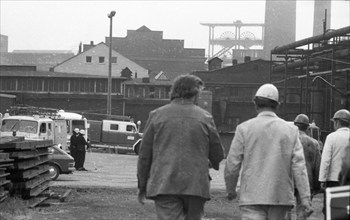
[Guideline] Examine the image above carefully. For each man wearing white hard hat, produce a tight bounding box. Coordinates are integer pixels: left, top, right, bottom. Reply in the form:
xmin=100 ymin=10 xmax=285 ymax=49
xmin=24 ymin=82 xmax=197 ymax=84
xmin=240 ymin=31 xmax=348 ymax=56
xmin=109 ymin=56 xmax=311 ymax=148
xmin=224 ymin=83 xmax=313 ymax=219
xmin=319 ymin=109 xmax=350 ymax=215
xmin=75 ymin=129 xmax=88 ymax=171
xmin=70 ymin=128 xmax=80 ymax=170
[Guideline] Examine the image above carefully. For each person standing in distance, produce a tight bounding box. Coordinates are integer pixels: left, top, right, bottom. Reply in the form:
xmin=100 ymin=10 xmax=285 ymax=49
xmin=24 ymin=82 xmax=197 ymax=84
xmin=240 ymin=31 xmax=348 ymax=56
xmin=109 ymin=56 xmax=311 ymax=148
xmin=293 ymin=114 xmax=321 ymax=220
xmin=76 ymin=129 xmax=88 ymax=171
xmin=70 ymin=128 xmax=80 ymax=170
xmin=224 ymin=83 xmax=313 ymax=220
xmin=319 ymin=109 xmax=350 ymax=214
xmin=137 ymin=74 xmax=225 ymax=220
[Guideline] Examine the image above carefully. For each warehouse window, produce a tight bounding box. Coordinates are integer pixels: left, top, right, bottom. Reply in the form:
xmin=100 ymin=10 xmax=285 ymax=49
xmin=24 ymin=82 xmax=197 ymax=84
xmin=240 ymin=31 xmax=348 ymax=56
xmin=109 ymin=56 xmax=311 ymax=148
xmin=99 ymin=56 xmax=105 ymax=63
xmin=86 ymin=56 xmax=92 ymax=63
xmin=111 ymin=57 xmax=117 ymax=63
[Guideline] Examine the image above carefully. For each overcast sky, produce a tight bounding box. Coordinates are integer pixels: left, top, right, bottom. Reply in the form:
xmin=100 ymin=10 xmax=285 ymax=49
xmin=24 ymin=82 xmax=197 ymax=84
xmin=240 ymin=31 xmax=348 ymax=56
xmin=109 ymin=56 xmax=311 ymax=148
xmin=1 ymin=0 xmax=349 ymax=55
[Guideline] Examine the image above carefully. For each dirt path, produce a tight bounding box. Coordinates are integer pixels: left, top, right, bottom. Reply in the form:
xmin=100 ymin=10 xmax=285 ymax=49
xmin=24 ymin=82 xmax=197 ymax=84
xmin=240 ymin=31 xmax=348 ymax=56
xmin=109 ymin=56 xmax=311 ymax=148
xmin=53 ymin=151 xmax=226 ymax=190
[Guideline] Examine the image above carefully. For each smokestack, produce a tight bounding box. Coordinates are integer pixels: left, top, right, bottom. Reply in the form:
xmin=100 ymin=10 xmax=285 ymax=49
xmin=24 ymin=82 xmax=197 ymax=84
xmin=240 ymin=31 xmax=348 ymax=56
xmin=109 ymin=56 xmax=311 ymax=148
xmin=313 ymin=0 xmax=331 ymax=36
xmin=263 ymin=0 xmax=296 ymax=59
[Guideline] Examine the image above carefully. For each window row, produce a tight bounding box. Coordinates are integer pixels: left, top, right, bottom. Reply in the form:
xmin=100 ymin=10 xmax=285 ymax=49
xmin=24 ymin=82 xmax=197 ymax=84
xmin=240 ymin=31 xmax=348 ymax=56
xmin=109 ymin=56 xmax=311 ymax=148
xmin=124 ymin=86 xmax=171 ymax=99
xmin=86 ymin=56 xmax=117 ymax=64
xmin=0 ymin=78 xmax=122 ymax=94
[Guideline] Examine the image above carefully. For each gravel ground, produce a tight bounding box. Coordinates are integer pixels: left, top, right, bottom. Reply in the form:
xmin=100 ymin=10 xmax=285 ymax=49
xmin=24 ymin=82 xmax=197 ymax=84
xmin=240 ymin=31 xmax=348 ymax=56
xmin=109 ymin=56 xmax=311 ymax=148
xmin=0 ymin=151 xmax=324 ymax=220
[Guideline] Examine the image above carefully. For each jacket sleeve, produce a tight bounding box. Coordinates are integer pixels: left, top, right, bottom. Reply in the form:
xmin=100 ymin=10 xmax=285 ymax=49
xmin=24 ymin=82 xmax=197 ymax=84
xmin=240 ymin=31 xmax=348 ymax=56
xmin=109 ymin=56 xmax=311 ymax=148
xmin=224 ymin=126 xmax=244 ymax=195
xmin=207 ymin=117 xmax=225 ymax=170
xmin=137 ymin=111 xmax=155 ymax=192
xmin=292 ymin=133 xmax=311 ymax=200
xmin=312 ymin=140 xmax=321 ymax=192
xmin=319 ymin=136 xmax=332 ymax=182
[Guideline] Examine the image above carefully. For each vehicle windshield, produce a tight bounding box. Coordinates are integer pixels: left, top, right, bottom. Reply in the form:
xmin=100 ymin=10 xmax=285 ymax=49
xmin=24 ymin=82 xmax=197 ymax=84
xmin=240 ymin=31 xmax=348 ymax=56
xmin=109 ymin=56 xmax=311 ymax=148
xmin=0 ymin=119 xmax=38 ymax=134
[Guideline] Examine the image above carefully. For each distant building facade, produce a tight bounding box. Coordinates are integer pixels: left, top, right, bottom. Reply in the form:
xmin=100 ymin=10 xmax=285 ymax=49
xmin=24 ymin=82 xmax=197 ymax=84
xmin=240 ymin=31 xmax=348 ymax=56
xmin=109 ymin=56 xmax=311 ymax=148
xmin=98 ymin=26 xmax=206 ymax=75
xmin=53 ymin=42 xmax=149 ymax=79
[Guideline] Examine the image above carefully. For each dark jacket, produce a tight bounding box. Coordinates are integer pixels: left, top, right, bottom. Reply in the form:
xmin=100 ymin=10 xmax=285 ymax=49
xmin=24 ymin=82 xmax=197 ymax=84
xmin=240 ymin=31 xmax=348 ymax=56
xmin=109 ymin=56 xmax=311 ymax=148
xmin=70 ymin=132 xmax=79 ymax=149
xmin=76 ymin=134 xmax=88 ymax=151
xmin=137 ymin=98 xmax=225 ymax=200
xmin=299 ymin=130 xmax=321 ymax=193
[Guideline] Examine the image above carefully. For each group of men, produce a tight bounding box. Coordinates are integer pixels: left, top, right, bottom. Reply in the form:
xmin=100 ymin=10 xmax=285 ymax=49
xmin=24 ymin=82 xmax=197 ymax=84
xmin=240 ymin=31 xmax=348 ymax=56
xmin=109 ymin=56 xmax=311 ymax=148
xmin=137 ymin=74 xmax=350 ymax=220
xmin=70 ymin=128 xmax=88 ymax=171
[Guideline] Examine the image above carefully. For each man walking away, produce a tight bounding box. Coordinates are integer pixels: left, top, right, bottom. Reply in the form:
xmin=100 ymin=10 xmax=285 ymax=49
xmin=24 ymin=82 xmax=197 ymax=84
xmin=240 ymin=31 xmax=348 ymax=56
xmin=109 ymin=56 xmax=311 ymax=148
xmin=224 ymin=83 xmax=313 ymax=220
xmin=137 ymin=74 xmax=225 ymax=220
xmin=293 ymin=114 xmax=321 ymax=220
xmin=319 ymin=109 xmax=350 ymax=214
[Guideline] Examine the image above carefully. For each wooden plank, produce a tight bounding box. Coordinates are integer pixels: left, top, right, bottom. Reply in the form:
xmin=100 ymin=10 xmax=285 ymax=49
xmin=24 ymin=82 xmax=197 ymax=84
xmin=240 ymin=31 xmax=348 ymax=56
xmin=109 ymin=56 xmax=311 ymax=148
xmin=0 ymin=158 xmax=14 ymax=164
xmin=0 ymin=163 xmax=13 ymax=168
xmin=0 ymin=179 xmax=10 ymax=187
xmin=0 ymin=191 xmax=9 ymax=203
xmin=0 ymin=137 xmax=25 ymax=145
xmin=28 ymin=180 xmax=51 ymax=197
xmin=59 ymin=189 xmax=72 ymax=202
xmin=12 ymin=155 xmax=49 ymax=170
xmin=0 ymin=172 xmax=10 ymax=178
xmin=9 ymin=164 xmax=50 ymax=179
xmin=28 ymin=196 xmax=49 ymax=208
xmin=0 ymin=153 xmax=10 ymax=160
xmin=13 ymin=172 xmax=51 ymax=189
xmin=0 ymin=139 xmax=52 ymax=150
xmin=9 ymin=148 xmax=49 ymax=159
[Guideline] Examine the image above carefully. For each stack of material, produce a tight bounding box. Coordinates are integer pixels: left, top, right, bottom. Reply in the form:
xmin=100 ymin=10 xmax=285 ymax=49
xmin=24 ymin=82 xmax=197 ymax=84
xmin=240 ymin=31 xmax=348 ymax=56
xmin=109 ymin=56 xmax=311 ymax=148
xmin=0 ymin=137 xmax=18 ymax=203
xmin=0 ymin=137 xmax=52 ymax=199
xmin=0 ymin=151 xmax=13 ymax=202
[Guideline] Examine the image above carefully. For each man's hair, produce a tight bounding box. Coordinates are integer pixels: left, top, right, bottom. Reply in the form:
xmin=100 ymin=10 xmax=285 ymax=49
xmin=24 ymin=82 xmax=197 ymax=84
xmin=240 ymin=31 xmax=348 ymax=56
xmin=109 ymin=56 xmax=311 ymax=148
xmin=170 ymin=74 xmax=203 ymax=100
xmin=253 ymin=96 xmax=279 ymax=110
xmin=294 ymin=123 xmax=309 ymax=132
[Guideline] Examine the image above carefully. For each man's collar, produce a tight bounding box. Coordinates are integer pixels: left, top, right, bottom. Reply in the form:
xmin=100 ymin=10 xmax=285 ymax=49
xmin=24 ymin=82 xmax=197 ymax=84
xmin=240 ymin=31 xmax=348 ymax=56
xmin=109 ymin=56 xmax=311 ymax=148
xmin=337 ymin=127 xmax=350 ymax=131
xmin=257 ymin=111 xmax=277 ymax=117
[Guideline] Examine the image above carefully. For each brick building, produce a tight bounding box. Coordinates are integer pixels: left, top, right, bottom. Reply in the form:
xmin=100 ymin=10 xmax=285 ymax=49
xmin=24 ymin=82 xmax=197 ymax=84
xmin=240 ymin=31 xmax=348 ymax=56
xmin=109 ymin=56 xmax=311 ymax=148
xmin=94 ymin=26 xmax=206 ymax=75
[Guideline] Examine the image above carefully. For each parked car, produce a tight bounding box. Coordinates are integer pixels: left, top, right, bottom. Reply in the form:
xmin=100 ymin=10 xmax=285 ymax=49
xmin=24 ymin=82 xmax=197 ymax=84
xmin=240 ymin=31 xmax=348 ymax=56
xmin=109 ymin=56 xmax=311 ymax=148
xmin=48 ymin=145 xmax=75 ymax=180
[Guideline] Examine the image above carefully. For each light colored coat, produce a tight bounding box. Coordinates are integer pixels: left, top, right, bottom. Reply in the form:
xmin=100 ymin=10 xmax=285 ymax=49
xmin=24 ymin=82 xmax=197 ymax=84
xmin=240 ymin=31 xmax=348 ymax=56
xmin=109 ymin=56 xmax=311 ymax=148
xmin=137 ymin=98 xmax=225 ymax=200
xmin=319 ymin=127 xmax=350 ymax=182
xmin=224 ymin=111 xmax=310 ymax=206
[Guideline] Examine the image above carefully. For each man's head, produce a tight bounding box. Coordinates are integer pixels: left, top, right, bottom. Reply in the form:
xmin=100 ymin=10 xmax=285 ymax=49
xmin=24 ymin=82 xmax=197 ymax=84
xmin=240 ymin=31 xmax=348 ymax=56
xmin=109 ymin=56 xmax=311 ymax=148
xmin=79 ymin=129 xmax=85 ymax=135
xmin=74 ymin=128 xmax=80 ymax=133
xmin=253 ymin=83 xmax=279 ymax=111
xmin=294 ymin=114 xmax=310 ymax=131
xmin=170 ymin=74 xmax=204 ymax=101
xmin=332 ymin=109 xmax=350 ymax=130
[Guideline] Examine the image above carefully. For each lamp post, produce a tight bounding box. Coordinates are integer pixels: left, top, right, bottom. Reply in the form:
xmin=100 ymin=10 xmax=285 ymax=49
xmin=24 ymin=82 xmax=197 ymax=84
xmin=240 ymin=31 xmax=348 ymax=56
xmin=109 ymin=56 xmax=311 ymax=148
xmin=107 ymin=10 xmax=116 ymax=118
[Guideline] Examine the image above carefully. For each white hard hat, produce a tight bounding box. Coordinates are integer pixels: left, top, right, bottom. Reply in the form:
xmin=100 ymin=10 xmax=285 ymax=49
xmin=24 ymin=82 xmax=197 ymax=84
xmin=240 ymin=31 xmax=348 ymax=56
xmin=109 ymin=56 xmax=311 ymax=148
xmin=74 ymin=128 xmax=80 ymax=133
xmin=255 ymin=83 xmax=279 ymax=103
xmin=79 ymin=129 xmax=85 ymax=135
xmin=332 ymin=109 xmax=350 ymax=122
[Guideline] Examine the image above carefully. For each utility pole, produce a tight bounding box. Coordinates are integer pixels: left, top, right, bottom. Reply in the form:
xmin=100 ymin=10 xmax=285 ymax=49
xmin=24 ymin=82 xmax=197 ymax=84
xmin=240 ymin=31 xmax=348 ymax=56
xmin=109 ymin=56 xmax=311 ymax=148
xmin=107 ymin=11 xmax=116 ymax=118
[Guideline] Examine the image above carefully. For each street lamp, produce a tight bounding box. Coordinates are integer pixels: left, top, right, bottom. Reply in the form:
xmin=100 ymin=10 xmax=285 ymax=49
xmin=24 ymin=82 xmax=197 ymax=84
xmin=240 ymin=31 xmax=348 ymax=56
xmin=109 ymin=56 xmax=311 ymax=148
xmin=107 ymin=10 xmax=116 ymax=118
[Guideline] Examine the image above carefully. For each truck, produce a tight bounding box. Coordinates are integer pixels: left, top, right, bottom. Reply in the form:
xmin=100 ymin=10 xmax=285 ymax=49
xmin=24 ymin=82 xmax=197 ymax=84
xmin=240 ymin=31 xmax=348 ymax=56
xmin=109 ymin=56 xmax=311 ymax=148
xmin=56 ymin=109 xmax=89 ymax=148
xmin=88 ymin=119 xmax=142 ymax=155
xmin=0 ymin=113 xmax=75 ymax=180
xmin=5 ymin=106 xmax=89 ymax=152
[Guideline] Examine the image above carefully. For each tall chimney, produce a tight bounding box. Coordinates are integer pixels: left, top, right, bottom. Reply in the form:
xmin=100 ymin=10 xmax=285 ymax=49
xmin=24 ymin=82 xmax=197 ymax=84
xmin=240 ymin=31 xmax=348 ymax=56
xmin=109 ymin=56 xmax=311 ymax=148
xmin=263 ymin=0 xmax=296 ymax=59
xmin=313 ymin=0 xmax=331 ymax=36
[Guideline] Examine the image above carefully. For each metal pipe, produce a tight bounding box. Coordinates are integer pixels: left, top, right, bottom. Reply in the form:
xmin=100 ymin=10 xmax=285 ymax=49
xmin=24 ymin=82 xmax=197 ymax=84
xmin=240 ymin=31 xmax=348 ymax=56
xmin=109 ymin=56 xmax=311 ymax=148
xmin=271 ymin=26 xmax=350 ymax=54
